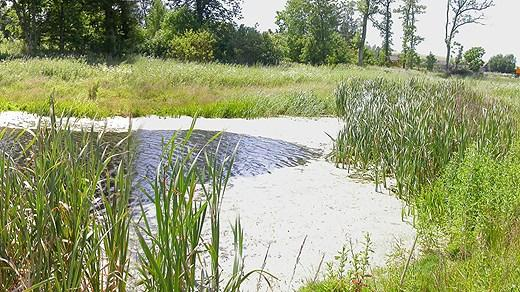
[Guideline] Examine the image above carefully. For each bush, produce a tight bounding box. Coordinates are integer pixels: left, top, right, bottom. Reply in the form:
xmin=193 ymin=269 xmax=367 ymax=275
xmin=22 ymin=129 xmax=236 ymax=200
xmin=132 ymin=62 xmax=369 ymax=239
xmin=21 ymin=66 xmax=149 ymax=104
xmin=169 ymin=30 xmax=216 ymax=62
xmin=424 ymin=52 xmax=436 ymax=71
xmin=488 ymin=54 xmax=517 ymax=74
xmin=141 ymin=29 xmax=171 ymax=57
xmin=0 ymin=39 xmax=25 ymax=59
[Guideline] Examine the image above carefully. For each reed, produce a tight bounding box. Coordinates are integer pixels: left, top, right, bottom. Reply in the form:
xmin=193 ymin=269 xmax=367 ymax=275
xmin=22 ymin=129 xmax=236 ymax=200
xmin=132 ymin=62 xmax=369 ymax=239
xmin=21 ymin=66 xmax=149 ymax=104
xmin=0 ymin=104 xmax=265 ymax=290
xmin=333 ymin=77 xmax=516 ymax=202
xmin=136 ymin=122 xmax=270 ymax=291
xmin=0 ymin=118 xmax=133 ymax=291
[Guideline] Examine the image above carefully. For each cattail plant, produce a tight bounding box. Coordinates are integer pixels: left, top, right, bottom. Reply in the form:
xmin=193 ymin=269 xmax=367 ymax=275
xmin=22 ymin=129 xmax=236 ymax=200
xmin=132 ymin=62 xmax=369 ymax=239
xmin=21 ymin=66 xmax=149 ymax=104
xmin=0 ymin=109 xmax=133 ymax=291
xmin=333 ymin=77 xmax=516 ymax=203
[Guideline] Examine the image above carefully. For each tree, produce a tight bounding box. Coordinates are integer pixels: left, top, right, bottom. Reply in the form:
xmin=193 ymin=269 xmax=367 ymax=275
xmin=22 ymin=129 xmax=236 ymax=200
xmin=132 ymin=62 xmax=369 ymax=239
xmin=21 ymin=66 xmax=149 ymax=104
xmin=166 ymin=0 xmax=242 ymax=25
xmin=136 ymin=0 xmax=154 ymax=24
xmin=444 ymin=0 xmax=494 ymax=72
xmin=452 ymin=42 xmax=463 ymax=70
xmin=276 ymin=0 xmax=346 ymax=65
xmin=230 ymin=25 xmax=280 ymax=65
xmin=6 ymin=0 xmax=48 ymax=55
xmin=0 ymin=1 xmax=18 ymax=40
xmin=275 ymin=0 xmax=309 ymax=62
xmin=44 ymin=0 xmax=89 ymax=53
xmin=356 ymin=0 xmax=379 ymax=66
xmin=371 ymin=0 xmax=394 ymax=65
xmin=397 ymin=0 xmax=425 ymax=69
xmin=425 ymin=52 xmax=437 ymax=71
xmin=464 ymin=46 xmax=485 ymax=73
xmin=146 ymin=0 xmax=167 ymax=38
xmin=488 ymin=54 xmax=516 ymax=74
xmin=338 ymin=0 xmax=358 ymax=44
xmin=302 ymin=0 xmax=340 ymax=64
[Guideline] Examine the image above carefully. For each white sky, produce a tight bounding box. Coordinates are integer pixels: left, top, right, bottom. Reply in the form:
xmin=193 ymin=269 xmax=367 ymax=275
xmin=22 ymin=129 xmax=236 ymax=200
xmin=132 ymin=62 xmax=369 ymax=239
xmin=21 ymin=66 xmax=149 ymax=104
xmin=240 ymin=0 xmax=519 ymax=60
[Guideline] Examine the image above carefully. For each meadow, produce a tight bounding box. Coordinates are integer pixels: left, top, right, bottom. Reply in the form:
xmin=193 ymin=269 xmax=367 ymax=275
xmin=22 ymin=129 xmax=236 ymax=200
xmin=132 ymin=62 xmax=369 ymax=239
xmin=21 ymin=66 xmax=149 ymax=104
xmin=2 ymin=57 xmax=520 ymax=291
xmin=1 ymin=57 xmax=519 ymax=118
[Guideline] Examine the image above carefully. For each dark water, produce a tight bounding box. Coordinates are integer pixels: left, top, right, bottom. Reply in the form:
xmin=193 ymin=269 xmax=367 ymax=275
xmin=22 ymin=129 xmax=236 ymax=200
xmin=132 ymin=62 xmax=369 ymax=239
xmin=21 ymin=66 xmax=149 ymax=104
xmin=0 ymin=128 xmax=320 ymax=200
xmin=135 ymin=130 xmax=320 ymax=179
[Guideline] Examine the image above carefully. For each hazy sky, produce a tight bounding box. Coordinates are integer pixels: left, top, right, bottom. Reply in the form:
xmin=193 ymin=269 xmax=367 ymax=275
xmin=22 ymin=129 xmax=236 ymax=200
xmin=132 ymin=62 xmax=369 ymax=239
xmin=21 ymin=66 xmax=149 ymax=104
xmin=240 ymin=0 xmax=519 ymax=60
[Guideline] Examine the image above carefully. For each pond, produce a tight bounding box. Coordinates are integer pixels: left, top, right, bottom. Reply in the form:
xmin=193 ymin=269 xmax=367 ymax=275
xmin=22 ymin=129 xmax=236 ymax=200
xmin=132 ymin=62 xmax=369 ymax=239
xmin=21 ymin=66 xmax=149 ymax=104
xmin=0 ymin=127 xmax=321 ymax=201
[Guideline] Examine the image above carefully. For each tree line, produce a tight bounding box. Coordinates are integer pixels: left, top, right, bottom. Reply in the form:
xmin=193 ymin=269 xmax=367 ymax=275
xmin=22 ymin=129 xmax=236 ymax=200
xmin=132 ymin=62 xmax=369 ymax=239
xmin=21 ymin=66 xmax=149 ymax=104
xmin=0 ymin=0 xmax=516 ymax=73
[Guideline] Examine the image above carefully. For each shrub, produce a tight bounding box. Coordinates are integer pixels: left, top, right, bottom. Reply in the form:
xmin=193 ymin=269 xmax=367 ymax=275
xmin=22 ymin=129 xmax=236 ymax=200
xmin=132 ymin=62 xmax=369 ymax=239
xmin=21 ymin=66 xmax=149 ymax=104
xmin=141 ymin=29 xmax=171 ymax=57
xmin=424 ymin=52 xmax=436 ymax=71
xmin=0 ymin=39 xmax=24 ymax=59
xmin=169 ymin=30 xmax=216 ymax=62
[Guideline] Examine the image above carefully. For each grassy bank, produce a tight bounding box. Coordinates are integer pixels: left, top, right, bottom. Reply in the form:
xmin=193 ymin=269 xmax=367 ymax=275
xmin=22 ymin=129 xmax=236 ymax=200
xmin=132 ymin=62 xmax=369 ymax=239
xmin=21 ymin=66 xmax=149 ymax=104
xmin=304 ymin=77 xmax=520 ymax=291
xmin=1 ymin=57 xmax=519 ymax=118
xmin=373 ymin=144 xmax=520 ymax=291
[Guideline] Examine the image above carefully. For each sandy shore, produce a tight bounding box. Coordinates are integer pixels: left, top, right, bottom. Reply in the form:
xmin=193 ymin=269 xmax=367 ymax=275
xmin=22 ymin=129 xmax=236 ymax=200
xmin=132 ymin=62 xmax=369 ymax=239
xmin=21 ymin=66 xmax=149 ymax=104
xmin=0 ymin=112 xmax=339 ymax=150
xmin=0 ymin=112 xmax=416 ymax=291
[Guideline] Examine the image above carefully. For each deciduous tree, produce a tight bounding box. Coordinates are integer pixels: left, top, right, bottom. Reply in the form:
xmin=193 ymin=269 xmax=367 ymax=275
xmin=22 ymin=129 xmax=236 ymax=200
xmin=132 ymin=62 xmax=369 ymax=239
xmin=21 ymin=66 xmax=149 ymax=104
xmin=277 ymin=0 xmax=347 ymax=65
xmin=488 ymin=54 xmax=516 ymax=74
xmin=356 ymin=0 xmax=379 ymax=66
xmin=397 ymin=0 xmax=425 ymax=69
xmin=166 ymin=0 xmax=242 ymax=24
xmin=5 ymin=0 xmax=47 ymax=55
xmin=372 ymin=0 xmax=394 ymax=65
xmin=444 ymin=0 xmax=493 ymax=72
xmin=464 ymin=46 xmax=485 ymax=73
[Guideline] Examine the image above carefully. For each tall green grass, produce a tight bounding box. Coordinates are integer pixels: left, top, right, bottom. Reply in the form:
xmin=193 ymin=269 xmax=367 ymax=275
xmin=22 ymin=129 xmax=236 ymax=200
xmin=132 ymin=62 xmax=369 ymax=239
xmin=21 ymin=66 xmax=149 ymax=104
xmin=136 ymin=123 xmax=271 ymax=291
xmin=372 ymin=143 xmax=520 ymax=291
xmin=0 ymin=119 xmax=133 ymax=291
xmin=0 ymin=107 xmax=266 ymax=290
xmin=333 ymin=78 xmax=515 ymax=202
xmin=1 ymin=57 xmax=518 ymax=118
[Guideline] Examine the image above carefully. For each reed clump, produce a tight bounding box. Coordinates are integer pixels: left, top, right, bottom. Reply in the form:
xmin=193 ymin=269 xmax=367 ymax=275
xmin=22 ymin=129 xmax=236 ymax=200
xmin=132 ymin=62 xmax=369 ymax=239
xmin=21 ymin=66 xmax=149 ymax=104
xmin=136 ymin=125 xmax=271 ymax=291
xmin=0 ymin=110 xmax=265 ymax=290
xmin=333 ymin=77 xmax=516 ymax=202
xmin=0 ymin=121 xmax=133 ymax=291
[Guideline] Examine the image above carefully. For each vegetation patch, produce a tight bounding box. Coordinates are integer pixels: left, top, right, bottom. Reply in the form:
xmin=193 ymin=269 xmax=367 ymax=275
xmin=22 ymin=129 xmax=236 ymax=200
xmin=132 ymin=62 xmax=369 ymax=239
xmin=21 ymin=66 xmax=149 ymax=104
xmin=0 ymin=115 xmax=266 ymax=290
xmin=305 ymin=77 xmax=520 ymax=291
xmin=333 ymin=77 xmax=515 ymax=201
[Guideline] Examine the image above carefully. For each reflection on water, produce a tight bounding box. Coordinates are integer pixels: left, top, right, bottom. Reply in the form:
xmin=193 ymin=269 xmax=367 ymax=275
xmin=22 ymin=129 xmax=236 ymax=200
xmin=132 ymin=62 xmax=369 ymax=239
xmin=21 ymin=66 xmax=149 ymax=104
xmin=0 ymin=128 xmax=320 ymax=201
xmin=135 ymin=130 xmax=320 ymax=178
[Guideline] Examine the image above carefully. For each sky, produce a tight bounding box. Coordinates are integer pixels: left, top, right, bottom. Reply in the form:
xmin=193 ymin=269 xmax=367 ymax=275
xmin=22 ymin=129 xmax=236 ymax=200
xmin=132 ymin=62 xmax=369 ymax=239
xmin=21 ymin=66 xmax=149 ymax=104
xmin=240 ymin=0 xmax=519 ymax=60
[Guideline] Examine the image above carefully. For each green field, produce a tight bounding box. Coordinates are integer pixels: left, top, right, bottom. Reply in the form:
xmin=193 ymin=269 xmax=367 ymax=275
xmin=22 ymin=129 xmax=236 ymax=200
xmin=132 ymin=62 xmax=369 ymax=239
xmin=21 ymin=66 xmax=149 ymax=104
xmin=1 ymin=57 xmax=519 ymax=118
